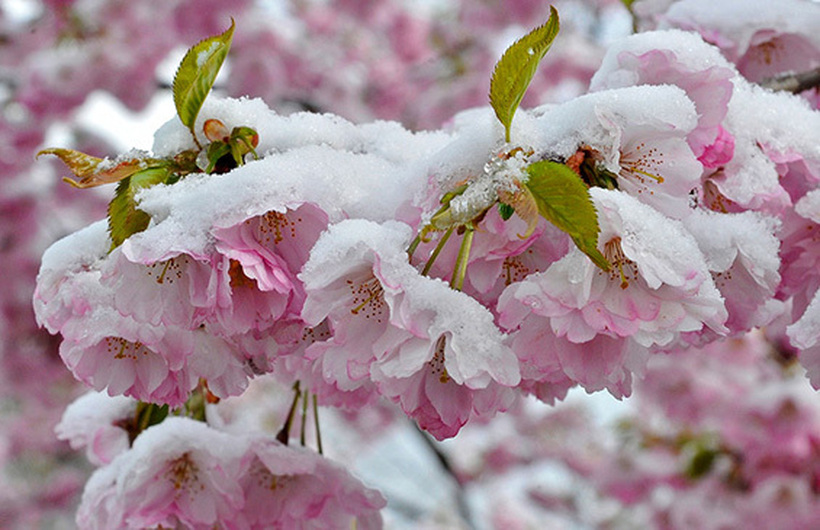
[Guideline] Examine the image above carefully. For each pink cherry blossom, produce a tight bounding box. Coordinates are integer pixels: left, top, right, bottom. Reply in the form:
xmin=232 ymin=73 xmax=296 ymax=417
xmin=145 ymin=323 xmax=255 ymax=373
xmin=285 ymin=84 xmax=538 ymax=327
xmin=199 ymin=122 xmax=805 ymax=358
xmin=660 ymin=0 xmax=820 ymax=83
xmin=101 ymin=247 xmax=217 ymax=330
xmin=76 ymin=417 xmax=248 ymax=529
xmin=789 ymin=288 xmax=820 ymax=388
xmin=590 ymin=29 xmax=737 ymax=168
xmin=498 ymin=188 xmax=728 ymax=396
xmin=682 ymin=209 xmax=781 ymax=335
xmin=301 ymin=219 xmax=520 ymax=438
xmin=583 ymin=332 xmax=820 ymax=529
xmin=237 ymin=438 xmax=385 ymax=529
xmin=538 ymin=85 xmax=704 ymax=219
xmin=209 ymin=202 xmax=329 ymax=336
xmin=413 ymin=201 xmax=570 ymax=310
xmin=707 ymin=82 xmax=820 ymax=217
xmin=55 ymin=391 xmax=135 ymax=467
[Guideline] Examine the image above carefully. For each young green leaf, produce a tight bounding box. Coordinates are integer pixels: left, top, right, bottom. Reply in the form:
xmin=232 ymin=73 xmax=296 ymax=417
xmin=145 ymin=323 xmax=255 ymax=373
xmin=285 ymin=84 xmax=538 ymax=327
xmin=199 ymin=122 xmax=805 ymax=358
xmin=489 ymin=6 xmax=559 ymax=142
xmin=37 ymin=148 xmax=155 ymax=189
xmin=108 ymin=166 xmax=171 ymax=249
xmin=525 ymin=160 xmax=609 ymax=270
xmin=173 ymin=19 xmax=235 ymax=136
xmin=204 ymin=140 xmax=232 ymax=173
xmin=498 ymin=202 xmax=515 ymax=220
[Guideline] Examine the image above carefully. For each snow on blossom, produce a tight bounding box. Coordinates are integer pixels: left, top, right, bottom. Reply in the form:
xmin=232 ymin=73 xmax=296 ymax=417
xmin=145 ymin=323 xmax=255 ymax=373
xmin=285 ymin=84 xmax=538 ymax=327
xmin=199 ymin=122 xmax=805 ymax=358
xmin=101 ymin=247 xmax=217 ymax=329
xmin=55 ymin=391 xmax=136 ymax=467
xmin=238 ymin=438 xmax=385 ymax=529
xmin=707 ymin=79 xmax=820 ymax=214
xmin=535 ymin=85 xmax=702 ymax=219
xmin=789 ymin=289 xmax=820 ymax=388
xmin=416 ymin=106 xmax=533 ymax=215
xmin=780 ymin=197 xmax=820 ymax=315
xmin=498 ymin=188 xmax=728 ymax=397
xmin=796 ymin=188 xmax=820 ymax=225
xmin=301 ymin=219 xmax=520 ymax=439
xmin=34 ymin=221 xmax=254 ymax=405
xmin=74 ymin=416 xmax=385 ymax=529
xmin=660 ymin=0 xmax=820 ymax=83
xmin=589 ymin=29 xmax=737 ymax=167
xmin=408 ymin=108 xmax=570 ymax=307
xmin=76 ymin=417 xmax=248 ymax=529
xmin=137 ymin=98 xmax=448 ymax=253
xmin=683 ymin=209 xmax=781 ymax=334
xmin=33 ymin=220 xmax=110 ymax=335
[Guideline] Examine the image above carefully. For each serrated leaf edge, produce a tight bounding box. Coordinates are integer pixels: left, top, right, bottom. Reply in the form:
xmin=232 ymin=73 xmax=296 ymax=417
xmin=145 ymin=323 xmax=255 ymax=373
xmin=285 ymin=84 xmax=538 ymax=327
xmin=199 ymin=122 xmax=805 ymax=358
xmin=525 ymin=160 xmax=610 ymax=271
xmin=172 ymin=18 xmax=236 ymax=134
xmin=489 ymin=6 xmax=559 ymax=142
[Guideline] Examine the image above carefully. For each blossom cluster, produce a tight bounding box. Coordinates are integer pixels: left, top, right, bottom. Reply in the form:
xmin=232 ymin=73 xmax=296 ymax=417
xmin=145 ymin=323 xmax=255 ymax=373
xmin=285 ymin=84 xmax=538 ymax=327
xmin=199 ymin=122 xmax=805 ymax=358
xmin=0 ymin=0 xmax=613 ymax=522
xmin=14 ymin=0 xmax=820 ymax=526
xmin=57 ymin=399 xmax=384 ymax=529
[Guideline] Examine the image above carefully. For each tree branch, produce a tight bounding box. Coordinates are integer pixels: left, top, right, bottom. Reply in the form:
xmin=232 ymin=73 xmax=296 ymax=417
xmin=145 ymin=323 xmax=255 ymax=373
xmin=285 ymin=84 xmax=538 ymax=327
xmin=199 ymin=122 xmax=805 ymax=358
xmin=759 ymin=67 xmax=820 ymax=94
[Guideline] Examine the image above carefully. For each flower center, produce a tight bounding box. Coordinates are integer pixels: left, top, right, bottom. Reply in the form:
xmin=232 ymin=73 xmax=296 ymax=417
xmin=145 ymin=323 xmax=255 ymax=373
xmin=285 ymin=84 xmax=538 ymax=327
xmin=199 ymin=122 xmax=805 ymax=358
xmin=145 ymin=255 xmax=189 ymax=285
xmin=620 ymin=142 xmax=665 ymax=194
xmin=603 ymin=237 xmax=638 ymax=289
xmin=346 ymin=276 xmax=386 ymax=323
xmin=502 ymin=249 xmax=539 ymax=286
xmin=703 ymin=178 xmax=739 ymax=213
xmin=428 ymin=336 xmax=451 ymax=384
xmin=228 ymin=259 xmax=257 ymax=289
xmin=106 ymin=337 xmax=149 ymax=360
xmin=165 ymin=452 xmax=200 ymax=491
xmin=254 ymin=210 xmax=301 ymax=245
xmin=249 ymin=458 xmax=295 ymax=492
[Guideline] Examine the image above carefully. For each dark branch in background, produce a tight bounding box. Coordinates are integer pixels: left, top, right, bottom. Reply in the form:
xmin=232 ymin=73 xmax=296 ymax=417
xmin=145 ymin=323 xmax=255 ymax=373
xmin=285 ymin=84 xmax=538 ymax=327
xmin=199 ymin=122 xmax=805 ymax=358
xmin=156 ymin=81 xmax=325 ymax=113
xmin=411 ymin=422 xmax=475 ymax=529
xmin=760 ymin=67 xmax=820 ymax=94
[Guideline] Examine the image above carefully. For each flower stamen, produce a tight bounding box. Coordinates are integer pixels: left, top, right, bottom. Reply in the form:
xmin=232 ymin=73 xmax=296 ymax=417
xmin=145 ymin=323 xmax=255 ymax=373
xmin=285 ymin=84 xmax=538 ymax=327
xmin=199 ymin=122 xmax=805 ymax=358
xmin=603 ymin=237 xmax=637 ymax=289
xmin=428 ymin=336 xmax=451 ymax=384
xmin=347 ymin=277 xmax=385 ymax=322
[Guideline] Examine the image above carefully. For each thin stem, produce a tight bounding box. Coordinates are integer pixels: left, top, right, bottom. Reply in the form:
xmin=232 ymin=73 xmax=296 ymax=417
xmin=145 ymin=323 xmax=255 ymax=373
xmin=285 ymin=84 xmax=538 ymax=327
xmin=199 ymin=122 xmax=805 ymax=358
xmin=406 ymin=234 xmax=422 ymax=260
xmin=276 ymin=381 xmax=301 ymax=445
xmin=451 ymin=226 xmax=474 ymax=291
xmin=312 ymin=394 xmax=323 ymax=455
xmin=300 ymin=388 xmax=310 ymax=447
xmin=189 ymin=127 xmax=202 ymax=150
xmin=421 ymin=227 xmax=454 ymax=276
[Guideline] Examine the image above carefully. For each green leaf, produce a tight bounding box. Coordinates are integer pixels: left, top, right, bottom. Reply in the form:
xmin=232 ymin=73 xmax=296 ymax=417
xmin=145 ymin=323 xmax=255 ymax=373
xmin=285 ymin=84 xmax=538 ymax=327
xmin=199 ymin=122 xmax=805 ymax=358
xmin=525 ymin=160 xmax=609 ymax=270
xmin=173 ymin=19 xmax=235 ymax=133
xmin=230 ymin=126 xmax=259 ymax=160
xmin=205 ymin=140 xmax=232 ymax=173
xmin=108 ymin=167 xmax=171 ymax=249
xmin=498 ymin=202 xmax=515 ymax=220
xmin=37 ymin=148 xmax=156 ymax=188
xmin=686 ymin=447 xmax=719 ymax=480
xmin=489 ymin=6 xmax=559 ymax=142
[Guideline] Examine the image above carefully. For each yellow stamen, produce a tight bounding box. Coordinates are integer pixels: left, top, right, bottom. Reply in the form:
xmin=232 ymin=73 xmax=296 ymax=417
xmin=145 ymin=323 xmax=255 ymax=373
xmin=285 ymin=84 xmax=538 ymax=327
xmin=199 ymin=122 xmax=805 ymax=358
xmin=428 ymin=336 xmax=450 ymax=384
xmin=603 ymin=237 xmax=636 ymax=289
xmin=346 ymin=277 xmax=385 ymax=322
xmin=630 ymin=168 xmax=664 ymax=184
xmin=156 ymin=260 xmax=172 ymax=284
